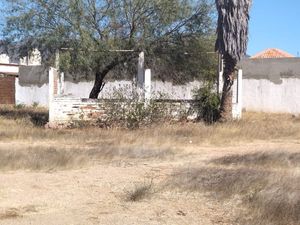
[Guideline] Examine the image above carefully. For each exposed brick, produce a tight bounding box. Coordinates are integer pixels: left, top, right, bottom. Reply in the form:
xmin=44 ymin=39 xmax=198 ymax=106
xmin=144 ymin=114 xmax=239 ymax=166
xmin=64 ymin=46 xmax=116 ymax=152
xmin=0 ymin=76 xmax=15 ymax=105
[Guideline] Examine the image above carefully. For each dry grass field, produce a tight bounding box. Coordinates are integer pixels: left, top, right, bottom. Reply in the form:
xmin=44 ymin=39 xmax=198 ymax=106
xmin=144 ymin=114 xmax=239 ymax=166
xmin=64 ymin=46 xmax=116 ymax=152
xmin=0 ymin=106 xmax=299 ymax=225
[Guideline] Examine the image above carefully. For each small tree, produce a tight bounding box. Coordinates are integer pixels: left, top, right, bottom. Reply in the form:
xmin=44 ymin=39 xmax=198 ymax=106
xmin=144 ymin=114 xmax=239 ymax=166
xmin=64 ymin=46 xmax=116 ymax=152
xmin=1 ymin=0 xmax=215 ymax=98
xmin=215 ymin=0 xmax=252 ymax=121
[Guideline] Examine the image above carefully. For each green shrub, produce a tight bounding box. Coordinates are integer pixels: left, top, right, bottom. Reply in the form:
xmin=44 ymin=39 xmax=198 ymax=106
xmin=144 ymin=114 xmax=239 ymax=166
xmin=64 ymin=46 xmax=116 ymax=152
xmin=193 ymin=84 xmax=220 ymax=124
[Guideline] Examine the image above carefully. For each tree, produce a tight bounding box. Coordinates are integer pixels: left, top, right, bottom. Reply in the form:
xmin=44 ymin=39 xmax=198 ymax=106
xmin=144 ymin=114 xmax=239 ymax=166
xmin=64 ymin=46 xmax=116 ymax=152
xmin=215 ymin=0 xmax=252 ymax=120
xmin=1 ymin=0 xmax=215 ymax=99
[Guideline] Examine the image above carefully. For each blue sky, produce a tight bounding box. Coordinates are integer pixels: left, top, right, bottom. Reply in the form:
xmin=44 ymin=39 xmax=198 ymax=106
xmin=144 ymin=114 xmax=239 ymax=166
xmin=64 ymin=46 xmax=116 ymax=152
xmin=248 ymin=0 xmax=300 ymax=56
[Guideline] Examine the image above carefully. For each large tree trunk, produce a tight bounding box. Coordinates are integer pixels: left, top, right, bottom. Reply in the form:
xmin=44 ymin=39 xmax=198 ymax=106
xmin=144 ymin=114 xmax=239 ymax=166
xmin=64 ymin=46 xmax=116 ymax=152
xmin=219 ymin=54 xmax=236 ymax=121
xmin=89 ymin=58 xmax=121 ymax=99
xmin=88 ymin=54 xmax=136 ymax=99
xmin=89 ymin=71 xmax=106 ymax=99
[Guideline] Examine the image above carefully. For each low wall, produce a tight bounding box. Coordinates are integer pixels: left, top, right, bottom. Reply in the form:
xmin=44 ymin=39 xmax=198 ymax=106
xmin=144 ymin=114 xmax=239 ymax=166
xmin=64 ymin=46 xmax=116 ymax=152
xmin=49 ymin=98 xmax=107 ymax=124
xmin=49 ymin=97 xmax=197 ymax=126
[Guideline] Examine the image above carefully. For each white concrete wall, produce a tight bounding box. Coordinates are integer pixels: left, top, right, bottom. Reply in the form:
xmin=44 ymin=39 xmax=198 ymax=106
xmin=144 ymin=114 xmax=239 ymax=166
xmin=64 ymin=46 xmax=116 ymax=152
xmin=243 ymin=78 xmax=300 ymax=114
xmin=64 ymin=80 xmax=133 ymax=98
xmin=151 ymin=80 xmax=202 ymax=99
xmin=17 ymin=77 xmax=300 ymax=114
xmin=63 ymin=80 xmax=202 ymax=100
xmin=16 ymin=79 xmax=202 ymax=107
xmin=15 ymin=78 xmax=49 ymax=106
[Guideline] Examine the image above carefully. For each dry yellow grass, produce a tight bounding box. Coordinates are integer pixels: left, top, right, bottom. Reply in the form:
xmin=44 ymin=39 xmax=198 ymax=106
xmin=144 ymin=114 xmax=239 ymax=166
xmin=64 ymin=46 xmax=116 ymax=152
xmin=167 ymin=151 xmax=300 ymax=225
xmin=0 ymin=106 xmax=300 ymax=225
xmin=1 ymin=106 xmax=300 ymax=147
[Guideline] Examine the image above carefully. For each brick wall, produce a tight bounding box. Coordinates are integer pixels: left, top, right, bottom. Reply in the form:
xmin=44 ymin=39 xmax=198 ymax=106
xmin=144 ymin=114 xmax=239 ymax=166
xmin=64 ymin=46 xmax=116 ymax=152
xmin=48 ymin=97 xmax=197 ymax=127
xmin=0 ymin=76 xmax=15 ymax=105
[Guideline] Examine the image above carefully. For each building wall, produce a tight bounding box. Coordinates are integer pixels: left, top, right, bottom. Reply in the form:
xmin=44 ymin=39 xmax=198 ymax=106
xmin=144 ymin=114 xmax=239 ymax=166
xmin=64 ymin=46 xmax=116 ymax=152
xmin=240 ymin=58 xmax=300 ymax=113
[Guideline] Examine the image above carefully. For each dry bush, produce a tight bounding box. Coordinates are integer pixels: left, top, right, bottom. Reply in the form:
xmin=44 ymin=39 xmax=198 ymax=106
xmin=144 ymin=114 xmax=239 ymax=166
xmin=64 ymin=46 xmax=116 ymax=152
xmin=0 ymin=205 xmax=38 ymax=220
xmin=0 ymin=208 xmax=22 ymax=220
xmin=125 ymin=180 xmax=155 ymax=202
xmin=248 ymin=173 xmax=300 ymax=225
xmin=212 ymin=151 xmax=300 ymax=168
xmin=167 ymin=167 xmax=269 ymax=198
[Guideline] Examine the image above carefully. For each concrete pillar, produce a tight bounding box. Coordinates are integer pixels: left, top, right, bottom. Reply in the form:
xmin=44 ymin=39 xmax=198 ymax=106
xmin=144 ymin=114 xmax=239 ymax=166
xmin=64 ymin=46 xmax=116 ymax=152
xmin=237 ymin=69 xmax=243 ymax=109
xmin=49 ymin=67 xmax=59 ymax=123
xmin=232 ymin=69 xmax=243 ymax=120
xmin=136 ymin=52 xmax=145 ymax=100
xmin=137 ymin=52 xmax=145 ymax=88
xmin=49 ymin=67 xmax=55 ymax=104
xmin=58 ymin=72 xmax=64 ymax=95
xmin=144 ymin=69 xmax=151 ymax=106
xmin=49 ymin=67 xmax=55 ymax=123
xmin=218 ymin=54 xmax=224 ymax=96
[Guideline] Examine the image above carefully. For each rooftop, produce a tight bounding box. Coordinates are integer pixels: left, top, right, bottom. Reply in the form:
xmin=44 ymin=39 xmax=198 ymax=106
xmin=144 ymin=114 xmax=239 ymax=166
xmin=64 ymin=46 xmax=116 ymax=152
xmin=251 ymin=48 xmax=295 ymax=59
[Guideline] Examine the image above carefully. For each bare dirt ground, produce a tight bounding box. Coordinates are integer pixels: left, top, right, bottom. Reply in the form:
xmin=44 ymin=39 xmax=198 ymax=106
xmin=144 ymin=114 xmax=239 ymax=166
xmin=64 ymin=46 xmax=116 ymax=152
xmin=0 ymin=108 xmax=299 ymax=225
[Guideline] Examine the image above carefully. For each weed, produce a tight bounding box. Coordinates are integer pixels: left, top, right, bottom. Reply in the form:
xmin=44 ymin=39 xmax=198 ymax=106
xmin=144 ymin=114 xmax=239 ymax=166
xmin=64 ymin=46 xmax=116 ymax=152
xmin=193 ymin=83 xmax=220 ymax=124
xmin=125 ymin=179 xmax=155 ymax=202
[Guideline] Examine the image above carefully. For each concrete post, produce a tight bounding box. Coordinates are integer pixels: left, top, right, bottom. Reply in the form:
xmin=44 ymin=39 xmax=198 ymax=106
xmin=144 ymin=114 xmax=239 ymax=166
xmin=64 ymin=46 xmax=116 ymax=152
xmin=237 ymin=69 xmax=243 ymax=116
xmin=218 ymin=54 xmax=224 ymax=96
xmin=49 ymin=67 xmax=55 ymax=104
xmin=232 ymin=69 xmax=243 ymax=120
xmin=136 ymin=52 xmax=145 ymax=100
xmin=49 ymin=67 xmax=55 ymax=123
xmin=144 ymin=69 xmax=151 ymax=106
xmin=49 ymin=67 xmax=59 ymax=123
xmin=137 ymin=52 xmax=145 ymax=88
xmin=58 ymin=72 xmax=65 ymax=95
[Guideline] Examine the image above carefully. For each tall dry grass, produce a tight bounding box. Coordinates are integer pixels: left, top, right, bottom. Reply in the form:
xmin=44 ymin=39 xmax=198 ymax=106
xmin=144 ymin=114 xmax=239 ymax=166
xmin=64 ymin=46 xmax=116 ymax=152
xmin=167 ymin=151 xmax=300 ymax=225
xmin=1 ymin=107 xmax=300 ymax=147
xmin=0 ymin=145 xmax=174 ymax=171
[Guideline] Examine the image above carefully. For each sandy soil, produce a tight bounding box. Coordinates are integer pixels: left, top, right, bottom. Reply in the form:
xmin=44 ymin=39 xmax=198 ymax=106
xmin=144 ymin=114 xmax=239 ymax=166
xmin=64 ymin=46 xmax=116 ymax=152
xmin=0 ymin=141 xmax=299 ymax=225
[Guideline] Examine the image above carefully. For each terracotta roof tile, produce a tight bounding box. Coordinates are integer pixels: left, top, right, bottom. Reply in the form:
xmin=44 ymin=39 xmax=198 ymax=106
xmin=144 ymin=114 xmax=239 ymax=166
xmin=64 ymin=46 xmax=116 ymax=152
xmin=251 ymin=48 xmax=295 ymax=59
